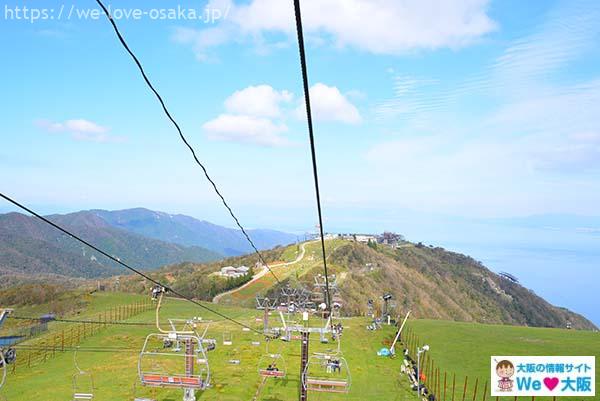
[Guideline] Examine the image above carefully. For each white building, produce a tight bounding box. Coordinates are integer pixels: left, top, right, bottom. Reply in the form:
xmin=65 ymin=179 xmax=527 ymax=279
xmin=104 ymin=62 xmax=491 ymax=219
xmin=219 ymin=265 xmax=251 ymax=278
xmin=355 ymin=234 xmax=377 ymax=243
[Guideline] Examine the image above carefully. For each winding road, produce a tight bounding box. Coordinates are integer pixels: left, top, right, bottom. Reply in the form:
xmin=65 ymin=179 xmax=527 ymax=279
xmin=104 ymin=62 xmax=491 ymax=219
xmin=212 ymin=241 xmax=313 ymax=303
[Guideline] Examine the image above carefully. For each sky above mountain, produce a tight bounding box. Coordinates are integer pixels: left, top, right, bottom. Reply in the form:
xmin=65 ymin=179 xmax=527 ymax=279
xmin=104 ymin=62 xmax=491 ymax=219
xmin=1 ymin=0 xmax=599 ymax=231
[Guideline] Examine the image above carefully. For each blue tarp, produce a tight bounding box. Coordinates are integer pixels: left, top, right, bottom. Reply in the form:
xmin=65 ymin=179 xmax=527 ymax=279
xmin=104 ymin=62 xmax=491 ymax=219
xmin=0 ymin=335 xmax=24 ymax=347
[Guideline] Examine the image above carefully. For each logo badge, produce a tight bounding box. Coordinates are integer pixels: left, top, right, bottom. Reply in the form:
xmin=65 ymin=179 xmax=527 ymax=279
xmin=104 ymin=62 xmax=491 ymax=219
xmin=491 ymin=356 xmax=595 ymax=397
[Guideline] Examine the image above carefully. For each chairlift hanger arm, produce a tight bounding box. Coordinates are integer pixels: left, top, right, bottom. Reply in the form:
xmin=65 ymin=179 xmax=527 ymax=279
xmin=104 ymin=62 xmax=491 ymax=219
xmin=155 ymin=291 xmax=195 ymax=335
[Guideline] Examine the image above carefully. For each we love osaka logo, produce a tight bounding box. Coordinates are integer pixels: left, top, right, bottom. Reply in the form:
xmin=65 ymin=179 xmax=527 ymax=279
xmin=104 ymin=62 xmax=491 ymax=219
xmin=490 ymin=356 xmax=595 ymax=397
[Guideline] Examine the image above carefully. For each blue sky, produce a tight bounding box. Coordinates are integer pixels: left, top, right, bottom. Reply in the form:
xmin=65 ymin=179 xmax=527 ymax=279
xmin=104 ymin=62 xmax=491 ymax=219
xmin=2 ymin=0 xmax=600 ymax=323
xmin=1 ymin=0 xmax=599 ymax=229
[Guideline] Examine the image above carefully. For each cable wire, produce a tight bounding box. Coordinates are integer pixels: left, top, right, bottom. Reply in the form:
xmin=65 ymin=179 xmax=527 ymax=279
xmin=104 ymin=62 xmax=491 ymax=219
xmin=93 ymin=0 xmax=282 ymax=286
xmin=293 ymin=0 xmax=333 ymax=315
xmin=13 ymin=345 xmax=141 ymax=354
xmin=9 ymin=314 xmax=225 ymax=326
xmin=0 ymin=192 xmax=261 ymax=334
xmin=9 ymin=316 xmax=154 ymax=327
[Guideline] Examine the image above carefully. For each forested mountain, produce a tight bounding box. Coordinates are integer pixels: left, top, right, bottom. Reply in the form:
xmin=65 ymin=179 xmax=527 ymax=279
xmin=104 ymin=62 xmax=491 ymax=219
xmin=0 ymin=212 xmax=221 ymax=281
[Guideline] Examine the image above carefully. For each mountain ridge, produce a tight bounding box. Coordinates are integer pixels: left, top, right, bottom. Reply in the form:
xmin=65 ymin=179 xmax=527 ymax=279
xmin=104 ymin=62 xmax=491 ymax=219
xmin=138 ymin=239 xmax=596 ymax=330
xmin=90 ymin=207 xmax=298 ymax=255
xmin=0 ymin=211 xmax=222 ymax=281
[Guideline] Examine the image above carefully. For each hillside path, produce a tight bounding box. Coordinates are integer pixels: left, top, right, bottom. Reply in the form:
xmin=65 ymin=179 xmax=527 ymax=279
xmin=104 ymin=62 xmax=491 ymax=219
xmin=212 ymin=241 xmax=313 ymax=303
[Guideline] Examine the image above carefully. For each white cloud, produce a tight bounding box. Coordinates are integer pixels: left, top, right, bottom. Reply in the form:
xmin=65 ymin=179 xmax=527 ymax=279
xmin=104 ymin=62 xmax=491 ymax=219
xmin=204 ymin=83 xmax=358 ymax=146
xmin=202 ymin=114 xmax=291 ymax=147
xmin=532 ymin=131 xmax=600 ymax=174
xmin=376 ymin=1 xmax=600 ymax=122
xmin=173 ymin=0 xmax=496 ymax=60
xmin=296 ymin=83 xmax=362 ymax=124
xmin=224 ymin=85 xmax=293 ymax=118
xmin=35 ymin=119 xmax=124 ymax=143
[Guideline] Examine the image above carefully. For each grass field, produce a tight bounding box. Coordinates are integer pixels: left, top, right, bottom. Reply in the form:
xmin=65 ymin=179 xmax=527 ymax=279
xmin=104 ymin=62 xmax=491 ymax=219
xmin=2 ymin=292 xmax=412 ymax=401
xmin=4 ymin=292 xmax=598 ymax=400
xmin=406 ymin=319 xmax=600 ymax=401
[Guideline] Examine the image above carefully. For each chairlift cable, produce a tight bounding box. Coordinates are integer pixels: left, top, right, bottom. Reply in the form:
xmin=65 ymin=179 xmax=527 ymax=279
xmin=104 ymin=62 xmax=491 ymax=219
xmin=0 ymin=192 xmax=261 ymax=334
xmin=293 ymin=0 xmax=333 ymax=315
xmin=92 ymin=0 xmax=282 ymax=286
xmin=9 ymin=314 xmax=226 ymax=326
xmin=9 ymin=316 xmax=154 ymax=326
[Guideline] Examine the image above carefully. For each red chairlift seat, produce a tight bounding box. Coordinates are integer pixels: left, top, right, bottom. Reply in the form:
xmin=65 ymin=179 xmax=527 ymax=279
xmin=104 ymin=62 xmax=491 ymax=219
xmin=141 ymin=374 xmax=204 ymax=388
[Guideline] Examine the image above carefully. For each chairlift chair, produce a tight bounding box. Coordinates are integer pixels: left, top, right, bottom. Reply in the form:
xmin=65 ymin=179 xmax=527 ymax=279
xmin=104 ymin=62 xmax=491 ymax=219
xmin=138 ymin=290 xmax=211 ymax=395
xmin=302 ymin=353 xmax=351 ymax=394
xmin=72 ymin=349 xmax=95 ymax=401
xmin=258 ymin=339 xmax=286 ymax=378
xmin=258 ymin=353 xmax=286 ymax=378
xmin=138 ymin=333 xmax=210 ymax=391
xmin=222 ymin=332 xmax=232 ymax=346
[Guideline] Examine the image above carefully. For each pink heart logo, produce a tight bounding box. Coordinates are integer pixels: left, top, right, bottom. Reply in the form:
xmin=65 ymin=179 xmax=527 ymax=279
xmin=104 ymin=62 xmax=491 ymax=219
xmin=544 ymin=377 xmax=559 ymax=391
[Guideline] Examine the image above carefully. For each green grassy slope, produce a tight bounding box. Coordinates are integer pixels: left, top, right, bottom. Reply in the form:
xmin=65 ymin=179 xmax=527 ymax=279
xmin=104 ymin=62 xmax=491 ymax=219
xmin=406 ymin=319 xmax=600 ymax=401
xmin=2 ymin=292 xmax=412 ymax=401
xmin=3 ymin=294 xmax=598 ymax=400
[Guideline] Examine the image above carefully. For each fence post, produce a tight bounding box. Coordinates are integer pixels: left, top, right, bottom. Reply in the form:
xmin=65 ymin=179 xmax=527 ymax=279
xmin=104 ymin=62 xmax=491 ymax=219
xmin=452 ymin=373 xmax=456 ymax=401
xmin=472 ymin=378 xmax=479 ymax=401
xmin=61 ymin=330 xmax=65 ymax=351
xmin=444 ymin=371 xmax=447 ymax=401
xmin=482 ymin=380 xmax=488 ymax=401
xmin=430 ymin=359 xmax=435 ymax=385
xmin=462 ymin=376 xmax=469 ymax=401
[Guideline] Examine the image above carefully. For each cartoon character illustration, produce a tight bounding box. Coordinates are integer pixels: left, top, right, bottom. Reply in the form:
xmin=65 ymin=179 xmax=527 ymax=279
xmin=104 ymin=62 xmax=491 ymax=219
xmin=496 ymin=360 xmax=515 ymax=392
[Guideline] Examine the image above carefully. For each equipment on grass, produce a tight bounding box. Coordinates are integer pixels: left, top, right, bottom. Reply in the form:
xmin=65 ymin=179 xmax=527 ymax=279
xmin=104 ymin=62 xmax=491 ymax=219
xmin=389 ymin=310 xmax=411 ymax=355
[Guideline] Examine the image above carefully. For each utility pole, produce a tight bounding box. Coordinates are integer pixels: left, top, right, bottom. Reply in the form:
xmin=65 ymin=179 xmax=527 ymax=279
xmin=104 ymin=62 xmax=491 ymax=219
xmin=263 ymin=300 xmax=270 ymax=334
xmin=183 ymin=338 xmax=195 ymax=401
xmin=300 ymin=330 xmax=310 ymax=401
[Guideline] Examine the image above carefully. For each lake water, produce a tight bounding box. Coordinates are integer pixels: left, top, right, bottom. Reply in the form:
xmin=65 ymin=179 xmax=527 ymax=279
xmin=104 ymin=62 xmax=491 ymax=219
xmin=405 ymin=222 xmax=600 ymax=328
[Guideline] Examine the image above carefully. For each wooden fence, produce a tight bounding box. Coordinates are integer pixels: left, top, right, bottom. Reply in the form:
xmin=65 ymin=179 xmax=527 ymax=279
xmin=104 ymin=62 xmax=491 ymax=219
xmin=9 ymin=299 xmax=153 ymax=373
xmin=401 ymin=326 xmax=558 ymax=401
